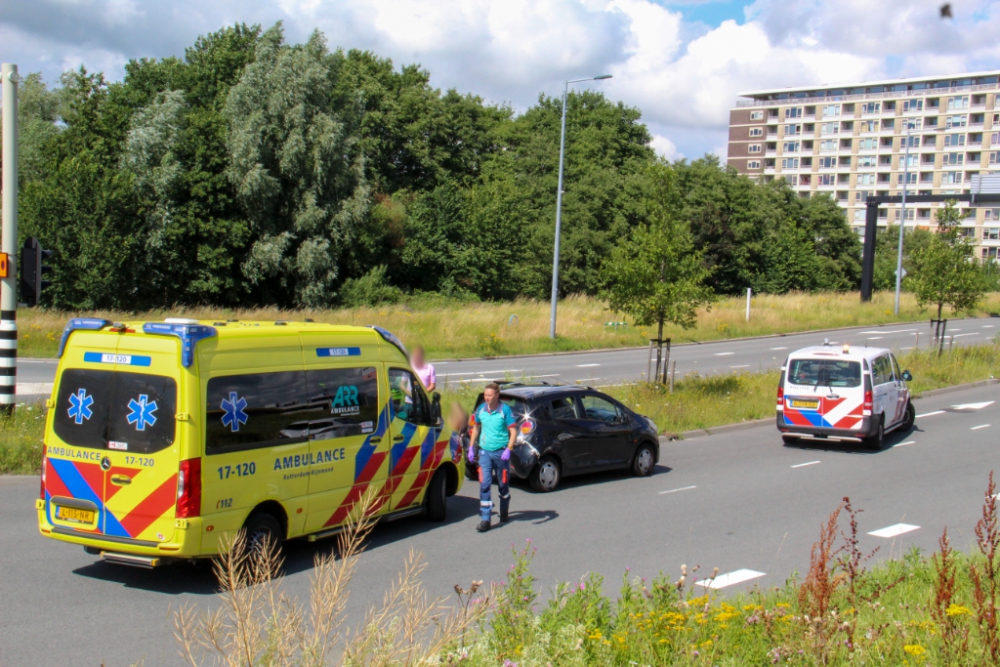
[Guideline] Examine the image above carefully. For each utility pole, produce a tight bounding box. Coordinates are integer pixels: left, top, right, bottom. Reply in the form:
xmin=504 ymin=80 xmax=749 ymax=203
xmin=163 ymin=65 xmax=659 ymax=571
xmin=1 ymin=63 xmax=19 ymax=415
xmin=894 ymin=122 xmax=914 ymax=316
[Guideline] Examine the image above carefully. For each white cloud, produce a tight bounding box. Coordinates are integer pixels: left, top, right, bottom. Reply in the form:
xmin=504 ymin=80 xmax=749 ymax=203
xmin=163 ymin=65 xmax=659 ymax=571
xmin=1 ymin=0 xmax=999 ymax=157
xmin=650 ymin=133 xmax=681 ymax=159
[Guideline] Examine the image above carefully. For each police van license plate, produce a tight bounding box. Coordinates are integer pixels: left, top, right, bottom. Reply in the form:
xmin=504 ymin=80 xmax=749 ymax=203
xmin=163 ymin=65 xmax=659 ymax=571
xmin=789 ymin=399 xmax=819 ymax=409
xmin=55 ymin=505 xmax=95 ymax=524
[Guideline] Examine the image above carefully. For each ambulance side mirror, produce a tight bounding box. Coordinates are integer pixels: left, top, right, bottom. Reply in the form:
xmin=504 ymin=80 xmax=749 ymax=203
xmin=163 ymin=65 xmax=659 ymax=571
xmin=431 ymin=392 xmax=442 ymax=425
xmin=902 ymin=370 xmax=912 ymax=382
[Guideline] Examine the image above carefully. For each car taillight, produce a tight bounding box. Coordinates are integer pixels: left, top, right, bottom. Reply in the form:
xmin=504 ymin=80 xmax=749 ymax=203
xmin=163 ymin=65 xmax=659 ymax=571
xmin=176 ymin=458 xmax=202 ymax=518
xmin=39 ymin=444 xmax=47 ymax=500
xmin=776 ymin=385 xmax=784 ymax=407
xmin=519 ymin=419 xmax=535 ymax=436
xmin=863 ymin=390 xmax=873 ymax=411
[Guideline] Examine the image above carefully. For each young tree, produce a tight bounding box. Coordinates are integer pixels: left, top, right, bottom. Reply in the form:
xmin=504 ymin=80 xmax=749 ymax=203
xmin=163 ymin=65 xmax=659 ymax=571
xmin=601 ymin=162 xmax=715 ymax=382
xmin=908 ymin=200 xmax=985 ymax=320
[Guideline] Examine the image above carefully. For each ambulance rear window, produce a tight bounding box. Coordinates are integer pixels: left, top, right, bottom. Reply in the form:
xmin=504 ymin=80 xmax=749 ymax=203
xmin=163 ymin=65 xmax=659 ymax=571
xmin=788 ymin=359 xmax=862 ymax=388
xmin=52 ymin=369 xmax=177 ymax=454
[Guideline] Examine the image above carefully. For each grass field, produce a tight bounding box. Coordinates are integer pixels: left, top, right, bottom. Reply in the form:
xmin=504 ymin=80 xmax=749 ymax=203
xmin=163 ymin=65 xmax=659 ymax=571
xmin=15 ymin=291 xmax=1000 ymax=359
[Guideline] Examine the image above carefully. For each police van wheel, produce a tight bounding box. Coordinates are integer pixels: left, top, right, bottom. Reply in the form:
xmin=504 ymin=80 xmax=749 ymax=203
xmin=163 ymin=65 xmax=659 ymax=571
xmin=863 ymin=417 xmax=885 ymax=451
xmin=243 ymin=512 xmax=284 ymax=568
xmin=426 ymin=469 xmax=448 ymax=522
xmin=901 ymin=401 xmax=916 ymax=431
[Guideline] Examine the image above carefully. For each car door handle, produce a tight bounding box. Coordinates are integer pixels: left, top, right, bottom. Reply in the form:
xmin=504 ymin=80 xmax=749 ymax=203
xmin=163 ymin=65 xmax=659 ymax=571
xmin=393 ymin=435 xmax=406 ymax=442
xmin=369 ymin=436 xmax=382 ymax=443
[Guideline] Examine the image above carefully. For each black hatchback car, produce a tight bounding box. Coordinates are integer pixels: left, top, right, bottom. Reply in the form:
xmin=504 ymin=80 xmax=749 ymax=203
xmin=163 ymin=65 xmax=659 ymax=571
xmin=465 ymin=383 xmax=660 ymax=492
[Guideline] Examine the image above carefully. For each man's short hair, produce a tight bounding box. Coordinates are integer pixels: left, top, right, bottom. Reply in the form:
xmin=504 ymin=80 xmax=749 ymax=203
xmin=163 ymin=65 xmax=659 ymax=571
xmin=484 ymin=382 xmax=501 ymax=394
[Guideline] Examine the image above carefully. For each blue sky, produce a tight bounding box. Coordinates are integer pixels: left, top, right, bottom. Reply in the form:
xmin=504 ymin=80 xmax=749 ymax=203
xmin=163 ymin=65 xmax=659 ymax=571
xmin=1 ymin=0 xmax=998 ymax=159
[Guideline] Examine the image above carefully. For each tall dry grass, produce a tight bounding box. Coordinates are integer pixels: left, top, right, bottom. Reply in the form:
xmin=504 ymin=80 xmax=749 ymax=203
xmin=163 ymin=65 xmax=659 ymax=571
xmin=18 ymin=291 xmax=1000 ymax=359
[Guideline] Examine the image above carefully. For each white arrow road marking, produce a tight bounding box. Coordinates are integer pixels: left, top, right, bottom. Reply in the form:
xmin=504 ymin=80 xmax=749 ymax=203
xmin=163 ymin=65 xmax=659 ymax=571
xmin=659 ymin=485 xmax=697 ymax=495
xmin=917 ymin=410 xmax=945 ymax=418
xmin=696 ymin=569 xmax=765 ymax=589
xmin=791 ymin=461 xmax=821 ymax=468
xmin=869 ymin=523 xmax=920 ymax=538
xmin=972 ymin=424 xmax=991 ymax=431
xmin=714 ymin=352 xmax=735 ymax=356
xmin=951 ymin=401 xmax=995 ymax=411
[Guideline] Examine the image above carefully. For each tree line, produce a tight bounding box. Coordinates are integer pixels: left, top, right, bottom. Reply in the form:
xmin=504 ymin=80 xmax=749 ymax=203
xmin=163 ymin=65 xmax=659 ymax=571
xmin=3 ymin=23 xmax=868 ymax=311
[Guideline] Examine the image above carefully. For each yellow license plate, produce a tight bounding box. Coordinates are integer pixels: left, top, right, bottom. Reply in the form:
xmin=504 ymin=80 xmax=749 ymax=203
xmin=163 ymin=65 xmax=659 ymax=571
xmin=789 ymin=399 xmax=819 ymax=409
xmin=55 ymin=506 xmax=95 ymax=524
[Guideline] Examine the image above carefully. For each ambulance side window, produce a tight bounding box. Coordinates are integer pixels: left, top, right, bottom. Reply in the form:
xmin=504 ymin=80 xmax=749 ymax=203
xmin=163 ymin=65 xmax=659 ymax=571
xmin=305 ymin=367 xmax=381 ymax=437
xmin=205 ymin=371 xmax=316 ymax=453
xmin=388 ymin=368 xmax=429 ymax=425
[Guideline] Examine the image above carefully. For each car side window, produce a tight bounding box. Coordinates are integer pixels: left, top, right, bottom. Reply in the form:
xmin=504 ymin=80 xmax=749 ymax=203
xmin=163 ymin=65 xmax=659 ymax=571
xmin=890 ymin=355 xmax=902 ymax=381
xmin=580 ymin=394 xmax=621 ymax=424
xmin=549 ymin=396 xmax=581 ymax=420
xmin=389 ymin=368 xmax=429 ymax=425
xmin=873 ymin=356 xmax=892 ymax=385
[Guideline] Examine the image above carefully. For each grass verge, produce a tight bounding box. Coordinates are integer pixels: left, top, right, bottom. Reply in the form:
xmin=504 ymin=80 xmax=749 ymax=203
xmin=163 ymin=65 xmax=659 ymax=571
xmin=15 ymin=291 xmax=1000 ymax=359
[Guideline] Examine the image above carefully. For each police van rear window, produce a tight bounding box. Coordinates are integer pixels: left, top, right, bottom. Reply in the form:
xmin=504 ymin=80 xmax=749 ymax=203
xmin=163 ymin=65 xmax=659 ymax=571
xmin=53 ymin=369 xmax=177 ymax=454
xmin=788 ymin=359 xmax=862 ymax=388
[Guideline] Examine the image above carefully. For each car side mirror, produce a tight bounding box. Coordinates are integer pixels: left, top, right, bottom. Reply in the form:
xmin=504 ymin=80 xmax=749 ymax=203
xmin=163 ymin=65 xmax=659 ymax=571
xmin=902 ymin=370 xmax=912 ymax=382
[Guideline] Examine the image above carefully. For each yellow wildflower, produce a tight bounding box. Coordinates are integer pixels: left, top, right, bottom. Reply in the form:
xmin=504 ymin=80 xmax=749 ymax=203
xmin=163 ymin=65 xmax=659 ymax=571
xmin=946 ymin=604 xmax=973 ymax=617
xmin=904 ymin=645 xmax=926 ymax=656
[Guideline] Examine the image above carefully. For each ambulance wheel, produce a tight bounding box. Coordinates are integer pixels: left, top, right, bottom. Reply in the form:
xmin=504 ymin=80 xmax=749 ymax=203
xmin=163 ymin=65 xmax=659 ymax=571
xmin=426 ymin=469 xmax=448 ymax=522
xmin=901 ymin=401 xmax=916 ymax=431
xmin=781 ymin=435 xmax=801 ymax=445
xmin=243 ymin=512 xmax=284 ymax=567
xmin=863 ymin=416 xmax=885 ymax=451
xmin=530 ymin=457 xmax=561 ymax=493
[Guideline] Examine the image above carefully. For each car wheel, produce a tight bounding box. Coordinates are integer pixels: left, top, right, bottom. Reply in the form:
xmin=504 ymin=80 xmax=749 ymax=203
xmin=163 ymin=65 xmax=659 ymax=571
xmin=529 ymin=457 xmax=561 ymax=493
xmin=426 ymin=469 xmax=448 ymax=522
xmin=781 ymin=435 xmax=801 ymax=445
xmin=242 ymin=512 xmax=284 ymax=570
xmin=631 ymin=442 xmax=655 ymax=477
xmin=901 ymin=401 xmax=916 ymax=431
xmin=863 ymin=416 xmax=885 ymax=451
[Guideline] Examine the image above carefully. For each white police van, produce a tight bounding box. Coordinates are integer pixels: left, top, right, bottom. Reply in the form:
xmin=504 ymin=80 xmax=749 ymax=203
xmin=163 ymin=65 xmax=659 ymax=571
xmin=776 ymin=342 xmax=915 ymax=449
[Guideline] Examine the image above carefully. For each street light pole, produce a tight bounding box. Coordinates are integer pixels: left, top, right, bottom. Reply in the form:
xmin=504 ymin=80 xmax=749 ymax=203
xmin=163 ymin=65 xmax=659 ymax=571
xmin=549 ymin=74 xmax=612 ymax=339
xmin=894 ymin=122 xmax=914 ymax=316
xmin=1 ymin=64 xmax=18 ymax=415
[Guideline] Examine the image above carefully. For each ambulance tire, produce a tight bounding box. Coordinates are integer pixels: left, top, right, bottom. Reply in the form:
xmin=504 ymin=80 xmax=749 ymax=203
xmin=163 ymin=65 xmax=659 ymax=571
xmin=901 ymin=401 xmax=916 ymax=431
xmin=863 ymin=416 xmax=885 ymax=451
xmin=243 ymin=512 xmax=284 ymax=567
xmin=426 ymin=469 xmax=448 ymax=522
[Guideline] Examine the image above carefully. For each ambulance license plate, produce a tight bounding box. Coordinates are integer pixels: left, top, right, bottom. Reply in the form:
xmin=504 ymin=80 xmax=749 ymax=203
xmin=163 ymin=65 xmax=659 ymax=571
xmin=789 ymin=399 xmax=819 ymax=409
xmin=55 ymin=505 xmax=95 ymax=525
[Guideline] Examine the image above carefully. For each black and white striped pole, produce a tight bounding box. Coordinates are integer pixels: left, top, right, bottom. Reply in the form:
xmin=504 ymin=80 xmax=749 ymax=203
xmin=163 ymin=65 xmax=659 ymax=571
xmin=1 ymin=63 xmax=19 ymax=415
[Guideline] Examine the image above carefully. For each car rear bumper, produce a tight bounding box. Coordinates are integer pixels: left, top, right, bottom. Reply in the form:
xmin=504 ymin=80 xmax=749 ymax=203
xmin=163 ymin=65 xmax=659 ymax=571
xmin=776 ymin=412 xmax=876 ymax=441
xmin=467 ymin=444 xmax=537 ymax=480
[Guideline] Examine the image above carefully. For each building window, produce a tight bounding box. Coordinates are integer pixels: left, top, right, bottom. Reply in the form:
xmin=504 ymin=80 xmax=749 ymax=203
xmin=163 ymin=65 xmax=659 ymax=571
xmin=858 ymin=156 xmax=877 ymax=168
xmin=781 ymin=158 xmax=799 ymax=169
xmin=943 ymin=152 xmax=965 ymax=166
xmin=946 ymin=115 xmax=968 ymax=129
xmin=838 ymin=174 xmax=850 ymax=184
xmin=947 ymin=96 xmax=969 ymax=110
xmin=749 ymin=127 xmax=763 ymax=137
xmin=903 ymin=154 xmax=918 ymax=167
xmin=784 ymin=175 xmax=796 ymax=185
xmin=883 ymin=155 xmax=895 ymax=166
xmin=821 ymin=122 xmax=839 ymax=135
xmin=748 ymin=144 xmax=762 ymax=153
xmin=855 ymin=190 xmax=871 ymax=203
xmin=784 ymin=124 xmax=801 ymax=136
xmin=897 ymin=208 xmax=916 ymax=221
xmin=819 ymin=140 xmax=836 ymax=152
xmin=897 ymin=173 xmax=918 ymax=185
xmin=991 ymin=132 xmax=1000 ymax=146
xmin=990 ymin=152 xmax=1000 ymax=165
xmin=944 ymin=134 xmax=966 ymax=147
xmin=822 ymin=104 xmax=840 ymax=117
xmin=862 ymin=102 xmax=881 ymax=114
xmin=799 ymin=175 xmax=811 ymax=186
xmin=862 ymin=120 xmax=879 ymax=132
xmin=818 ymin=174 xmax=835 ymax=186
xmin=857 ymin=174 xmax=875 ymax=186
xmin=859 ymin=138 xmax=877 ymax=150
xmin=817 ymin=156 xmax=836 ymax=168
xmin=986 ymin=209 xmax=999 ymax=221
xmin=903 ymin=99 xmax=923 ymax=112
xmin=747 ymin=160 xmax=761 ymax=169
xmin=841 ymin=121 xmax=854 ymax=132
xmin=920 ymin=172 xmax=934 ymax=183
xmin=750 ymin=110 xmax=764 ymax=120
xmin=783 ymin=141 xmax=800 ymax=153
xmin=942 ymin=172 xmax=962 ymax=184
xmin=984 ymin=227 xmax=1000 ymax=240
xmin=785 ymin=107 xmax=803 ymax=119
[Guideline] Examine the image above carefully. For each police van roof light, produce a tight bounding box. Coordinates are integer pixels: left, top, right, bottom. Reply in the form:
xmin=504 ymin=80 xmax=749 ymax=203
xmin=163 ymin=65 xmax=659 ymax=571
xmin=57 ymin=318 xmax=113 ymax=358
xmin=142 ymin=323 xmax=217 ymax=368
xmin=843 ymin=343 xmax=850 ymax=354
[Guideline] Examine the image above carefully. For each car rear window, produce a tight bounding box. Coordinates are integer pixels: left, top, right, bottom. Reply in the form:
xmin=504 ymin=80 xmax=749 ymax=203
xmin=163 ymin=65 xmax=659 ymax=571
xmin=53 ymin=369 xmax=177 ymax=454
xmin=788 ymin=359 xmax=862 ymax=388
xmin=473 ymin=394 xmax=529 ymax=419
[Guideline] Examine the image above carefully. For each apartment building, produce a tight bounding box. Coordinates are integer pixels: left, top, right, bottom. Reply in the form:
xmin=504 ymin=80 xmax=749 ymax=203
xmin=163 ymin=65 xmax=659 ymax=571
xmin=727 ymin=71 xmax=1000 ymax=261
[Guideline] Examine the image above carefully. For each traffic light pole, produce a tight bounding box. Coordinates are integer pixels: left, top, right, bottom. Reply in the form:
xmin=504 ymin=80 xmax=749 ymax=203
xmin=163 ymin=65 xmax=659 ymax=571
xmin=1 ymin=64 xmax=18 ymax=415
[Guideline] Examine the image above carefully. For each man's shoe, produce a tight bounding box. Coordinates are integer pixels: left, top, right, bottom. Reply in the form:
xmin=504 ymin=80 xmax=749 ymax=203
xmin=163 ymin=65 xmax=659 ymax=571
xmin=499 ymin=510 xmax=509 ymax=523
xmin=476 ymin=520 xmax=491 ymax=533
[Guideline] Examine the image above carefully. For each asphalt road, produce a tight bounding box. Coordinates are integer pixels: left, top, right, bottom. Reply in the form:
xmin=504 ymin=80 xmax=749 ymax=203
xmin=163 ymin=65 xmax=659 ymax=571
xmin=3 ymin=382 xmax=999 ymax=666
xmin=11 ymin=318 xmax=997 ymax=396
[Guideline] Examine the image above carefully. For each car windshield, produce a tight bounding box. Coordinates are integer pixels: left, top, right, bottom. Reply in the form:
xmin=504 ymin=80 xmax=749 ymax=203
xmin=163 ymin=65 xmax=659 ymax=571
xmin=788 ymin=359 xmax=862 ymax=388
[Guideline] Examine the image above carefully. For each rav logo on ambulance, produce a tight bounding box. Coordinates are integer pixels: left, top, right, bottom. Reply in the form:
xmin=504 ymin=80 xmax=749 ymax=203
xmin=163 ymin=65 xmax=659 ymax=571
xmin=330 ymin=385 xmax=360 ymax=416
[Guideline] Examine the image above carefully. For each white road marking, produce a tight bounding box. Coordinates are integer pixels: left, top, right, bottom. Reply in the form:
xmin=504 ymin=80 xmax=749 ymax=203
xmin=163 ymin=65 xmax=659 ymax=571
xmin=869 ymin=523 xmax=920 ymax=539
xmin=859 ymin=329 xmax=917 ymax=334
xmin=971 ymin=424 xmax=991 ymax=431
xmin=983 ymin=325 xmax=996 ymax=328
xmin=696 ymin=569 xmax=765 ymax=589
xmin=865 ymin=336 xmax=884 ymax=340
xmin=576 ymin=363 xmax=600 ymax=367
xmin=659 ymin=485 xmax=697 ymax=495
xmin=952 ymin=333 xmax=980 ymax=338
xmin=952 ymin=401 xmax=994 ymax=411
xmin=715 ymin=352 xmax=735 ymax=356
xmin=730 ymin=364 xmax=750 ymax=369
xmin=894 ymin=440 xmax=916 ymax=447
xmin=770 ymin=346 xmax=787 ymax=350
xmin=791 ymin=460 xmax=821 ymax=468
xmin=917 ymin=410 xmax=945 ymax=418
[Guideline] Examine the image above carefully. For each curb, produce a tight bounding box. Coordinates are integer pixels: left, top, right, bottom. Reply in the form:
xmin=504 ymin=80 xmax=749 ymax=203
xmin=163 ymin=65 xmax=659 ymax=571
xmin=914 ymin=378 xmax=998 ymax=398
xmin=431 ymin=317 xmax=993 ymax=364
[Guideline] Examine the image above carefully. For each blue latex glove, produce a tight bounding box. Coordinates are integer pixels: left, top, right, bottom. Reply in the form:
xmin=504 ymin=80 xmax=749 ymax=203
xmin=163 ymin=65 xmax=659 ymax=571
xmin=501 ymin=448 xmax=511 ymax=462
xmin=467 ymin=446 xmax=476 ymax=464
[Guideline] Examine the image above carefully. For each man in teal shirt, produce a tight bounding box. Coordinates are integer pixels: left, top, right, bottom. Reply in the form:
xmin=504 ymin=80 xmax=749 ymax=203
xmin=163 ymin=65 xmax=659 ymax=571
xmin=469 ymin=382 xmax=517 ymax=532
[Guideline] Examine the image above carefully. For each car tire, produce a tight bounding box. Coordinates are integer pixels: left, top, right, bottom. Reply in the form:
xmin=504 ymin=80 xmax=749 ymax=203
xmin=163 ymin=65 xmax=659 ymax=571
xmin=863 ymin=416 xmax=885 ymax=451
xmin=529 ymin=457 xmax=561 ymax=493
xmin=631 ymin=442 xmax=656 ymax=477
xmin=242 ymin=512 xmax=284 ymax=568
xmin=426 ymin=469 xmax=448 ymax=522
xmin=781 ymin=435 xmax=801 ymax=445
xmin=901 ymin=401 xmax=916 ymax=431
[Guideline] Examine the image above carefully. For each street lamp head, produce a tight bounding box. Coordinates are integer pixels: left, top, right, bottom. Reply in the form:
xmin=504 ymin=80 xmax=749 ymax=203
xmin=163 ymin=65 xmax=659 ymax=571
xmin=594 ymin=74 xmax=613 ymax=80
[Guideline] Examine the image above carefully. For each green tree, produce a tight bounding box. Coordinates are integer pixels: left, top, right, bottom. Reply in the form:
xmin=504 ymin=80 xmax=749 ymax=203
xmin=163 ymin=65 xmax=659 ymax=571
xmin=908 ymin=200 xmax=985 ymax=319
xmin=601 ymin=162 xmax=716 ymax=346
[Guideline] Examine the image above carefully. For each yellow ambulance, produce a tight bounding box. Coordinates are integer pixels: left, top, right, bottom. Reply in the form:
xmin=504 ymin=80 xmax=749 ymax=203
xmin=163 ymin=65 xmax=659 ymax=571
xmin=36 ymin=318 xmax=463 ymax=568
